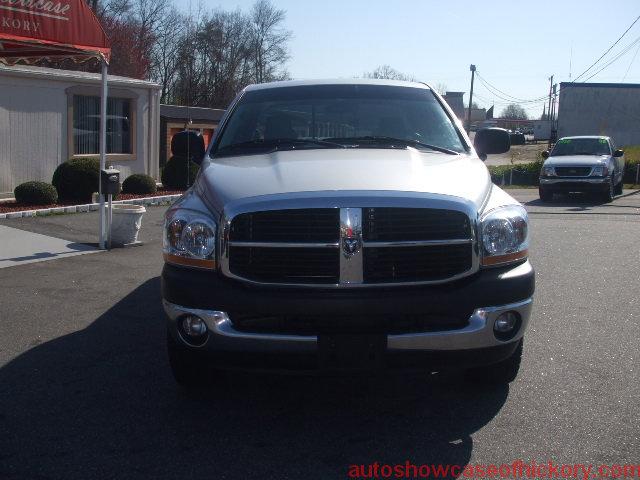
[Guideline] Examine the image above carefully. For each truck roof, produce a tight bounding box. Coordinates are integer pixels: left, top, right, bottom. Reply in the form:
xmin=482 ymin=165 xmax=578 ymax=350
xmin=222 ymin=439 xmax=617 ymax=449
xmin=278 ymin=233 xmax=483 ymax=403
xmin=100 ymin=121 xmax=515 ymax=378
xmin=244 ymin=78 xmax=432 ymax=91
xmin=559 ymin=135 xmax=611 ymax=140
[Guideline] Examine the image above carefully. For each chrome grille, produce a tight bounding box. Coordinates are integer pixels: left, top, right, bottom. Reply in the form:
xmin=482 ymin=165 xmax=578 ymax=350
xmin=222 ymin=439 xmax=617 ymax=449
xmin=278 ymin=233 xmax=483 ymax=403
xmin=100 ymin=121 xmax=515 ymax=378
xmin=555 ymin=166 xmax=592 ymax=177
xmin=224 ymin=205 xmax=475 ymax=287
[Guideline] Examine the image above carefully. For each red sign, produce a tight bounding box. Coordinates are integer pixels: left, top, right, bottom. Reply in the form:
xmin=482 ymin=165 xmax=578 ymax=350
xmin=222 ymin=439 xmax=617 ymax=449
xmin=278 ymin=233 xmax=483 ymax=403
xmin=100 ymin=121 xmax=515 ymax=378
xmin=0 ymin=0 xmax=110 ymax=64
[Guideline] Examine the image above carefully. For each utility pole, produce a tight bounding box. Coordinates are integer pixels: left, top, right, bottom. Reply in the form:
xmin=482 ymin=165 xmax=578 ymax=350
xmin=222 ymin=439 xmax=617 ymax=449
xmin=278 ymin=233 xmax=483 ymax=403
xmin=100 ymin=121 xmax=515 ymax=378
xmin=466 ymin=64 xmax=476 ymax=133
xmin=547 ymin=75 xmax=554 ymax=124
xmin=548 ymin=83 xmax=558 ymax=149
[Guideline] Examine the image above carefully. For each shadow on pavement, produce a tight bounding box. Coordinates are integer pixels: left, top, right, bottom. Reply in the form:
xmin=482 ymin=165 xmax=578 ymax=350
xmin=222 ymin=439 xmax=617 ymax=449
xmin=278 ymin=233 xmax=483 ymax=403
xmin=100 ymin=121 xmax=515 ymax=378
xmin=0 ymin=278 xmax=508 ymax=479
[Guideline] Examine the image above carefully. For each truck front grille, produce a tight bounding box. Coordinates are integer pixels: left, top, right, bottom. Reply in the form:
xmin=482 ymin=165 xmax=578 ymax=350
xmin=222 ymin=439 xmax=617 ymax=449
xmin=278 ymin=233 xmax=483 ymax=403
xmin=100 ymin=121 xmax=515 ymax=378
xmin=363 ymin=207 xmax=470 ymax=241
xmin=225 ymin=206 xmax=474 ymax=286
xmin=364 ymin=244 xmax=472 ymax=283
xmin=229 ymin=246 xmax=339 ymax=284
xmin=554 ymin=166 xmax=592 ymax=177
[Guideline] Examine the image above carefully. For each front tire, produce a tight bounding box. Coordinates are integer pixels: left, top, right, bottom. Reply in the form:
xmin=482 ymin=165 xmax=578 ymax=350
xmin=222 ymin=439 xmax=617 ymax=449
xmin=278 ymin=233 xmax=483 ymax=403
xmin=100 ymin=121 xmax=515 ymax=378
xmin=466 ymin=339 xmax=523 ymax=384
xmin=601 ymin=176 xmax=615 ymax=203
xmin=615 ymin=177 xmax=623 ymax=195
xmin=167 ymin=331 xmax=209 ymax=388
xmin=539 ymin=187 xmax=553 ymax=202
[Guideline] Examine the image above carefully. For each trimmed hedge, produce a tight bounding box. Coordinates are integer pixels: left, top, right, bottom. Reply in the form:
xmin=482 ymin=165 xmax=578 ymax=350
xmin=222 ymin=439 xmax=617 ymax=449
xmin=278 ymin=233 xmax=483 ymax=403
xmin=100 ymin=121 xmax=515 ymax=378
xmin=52 ymin=158 xmax=100 ymax=203
xmin=161 ymin=156 xmax=200 ymax=190
xmin=122 ymin=174 xmax=157 ymax=195
xmin=488 ymin=159 xmax=544 ymax=186
xmin=14 ymin=181 xmax=58 ymax=205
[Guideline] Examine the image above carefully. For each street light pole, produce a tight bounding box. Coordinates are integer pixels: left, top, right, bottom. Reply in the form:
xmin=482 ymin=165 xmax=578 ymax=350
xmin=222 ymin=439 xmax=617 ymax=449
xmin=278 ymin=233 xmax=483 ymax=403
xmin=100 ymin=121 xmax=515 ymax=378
xmin=466 ymin=64 xmax=476 ymax=133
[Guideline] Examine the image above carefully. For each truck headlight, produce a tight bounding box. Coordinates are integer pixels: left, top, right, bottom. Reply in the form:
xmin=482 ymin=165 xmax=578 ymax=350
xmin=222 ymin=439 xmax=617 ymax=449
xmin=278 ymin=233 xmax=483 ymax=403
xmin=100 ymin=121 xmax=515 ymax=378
xmin=480 ymin=205 xmax=529 ymax=267
xmin=591 ymin=165 xmax=608 ymax=177
xmin=541 ymin=165 xmax=555 ymax=176
xmin=163 ymin=210 xmax=217 ymax=269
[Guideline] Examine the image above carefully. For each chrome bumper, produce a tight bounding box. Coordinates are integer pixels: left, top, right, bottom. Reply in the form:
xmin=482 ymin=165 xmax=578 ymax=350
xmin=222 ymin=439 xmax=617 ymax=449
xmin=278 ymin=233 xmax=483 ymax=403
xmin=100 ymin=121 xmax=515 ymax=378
xmin=163 ymin=298 xmax=533 ymax=353
xmin=539 ymin=177 xmax=608 ymax=185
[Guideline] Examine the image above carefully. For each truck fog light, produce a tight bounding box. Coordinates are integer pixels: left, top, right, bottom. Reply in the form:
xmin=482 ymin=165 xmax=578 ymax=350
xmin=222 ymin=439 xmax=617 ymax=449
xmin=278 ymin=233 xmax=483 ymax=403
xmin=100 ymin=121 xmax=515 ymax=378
xmin=493 ymin=311 xmax=520 ymax=340
xmin=178 ymin=315 xmax=208 ymax=346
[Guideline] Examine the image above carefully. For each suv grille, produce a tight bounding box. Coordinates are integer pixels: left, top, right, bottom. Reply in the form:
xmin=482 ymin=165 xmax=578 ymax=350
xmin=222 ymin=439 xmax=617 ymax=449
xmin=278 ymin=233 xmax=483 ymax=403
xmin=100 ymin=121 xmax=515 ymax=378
xmin=555 ymin=166 xmax=591 ymax=177
xmin=226 ymin=207 xmax=473 ymax=285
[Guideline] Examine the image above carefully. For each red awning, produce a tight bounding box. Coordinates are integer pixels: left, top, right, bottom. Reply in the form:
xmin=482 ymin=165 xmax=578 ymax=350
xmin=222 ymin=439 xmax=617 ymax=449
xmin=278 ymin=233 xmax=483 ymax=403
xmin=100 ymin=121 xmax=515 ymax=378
xmin=0 ymin=0 xmax=110 ymax=65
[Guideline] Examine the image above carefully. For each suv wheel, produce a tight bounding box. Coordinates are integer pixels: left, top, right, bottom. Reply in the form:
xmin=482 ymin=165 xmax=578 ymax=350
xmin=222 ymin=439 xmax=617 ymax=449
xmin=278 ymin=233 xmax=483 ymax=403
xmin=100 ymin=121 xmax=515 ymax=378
xmin=466 ymin=339 xmax=523 ymax=384
xmin=601 ymin=176 xmax=615 ymax=203
xmin=539 ymin=187 xmax=553 ymax=202
xmin=167 ymin=331 xmax=209 ymax=388
xmin=615 ymin=177 xmax=623 ymax=196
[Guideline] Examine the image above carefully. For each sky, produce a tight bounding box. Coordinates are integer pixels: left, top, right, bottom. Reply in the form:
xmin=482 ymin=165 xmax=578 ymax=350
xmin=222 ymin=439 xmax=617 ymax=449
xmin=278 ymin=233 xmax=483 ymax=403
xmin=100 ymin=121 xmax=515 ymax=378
xmin=174 ymin=0 xmax=640 ymax=118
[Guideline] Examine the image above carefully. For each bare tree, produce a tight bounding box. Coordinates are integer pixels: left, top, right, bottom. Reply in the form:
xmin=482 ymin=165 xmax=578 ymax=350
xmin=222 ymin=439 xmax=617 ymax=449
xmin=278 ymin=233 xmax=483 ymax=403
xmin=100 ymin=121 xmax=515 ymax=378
xmin=363 ymin=65 xmax=416 ymax=82
xmin=150 ymin=6 xmax=186 ymax=101
xmin=501 ymin=103 xmax=529 ymax=120
xmin=250 ymin=0 xmax=292 ymax=83
xmin=434 ymin=82 xmax=448 ymax=95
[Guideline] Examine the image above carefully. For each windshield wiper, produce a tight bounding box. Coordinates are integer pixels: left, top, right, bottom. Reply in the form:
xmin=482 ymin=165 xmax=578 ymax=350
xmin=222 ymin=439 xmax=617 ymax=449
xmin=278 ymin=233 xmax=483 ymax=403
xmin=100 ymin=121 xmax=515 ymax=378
xmin=324 ymin=136 xmax=460 ymax=155
xmin=215 ymin=138 xmax=346 ymax=155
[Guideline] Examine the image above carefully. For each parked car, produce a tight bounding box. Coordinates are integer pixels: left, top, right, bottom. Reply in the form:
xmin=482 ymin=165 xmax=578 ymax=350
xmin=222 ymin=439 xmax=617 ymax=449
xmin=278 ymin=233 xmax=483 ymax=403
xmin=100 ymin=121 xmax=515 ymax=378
xmin=162 ymin=80 xmax=534 ymax=387
xmin=539 ymin=136 xmax=625 ymax=202
xmin=509 ymin=130 xmax=526 ymax=145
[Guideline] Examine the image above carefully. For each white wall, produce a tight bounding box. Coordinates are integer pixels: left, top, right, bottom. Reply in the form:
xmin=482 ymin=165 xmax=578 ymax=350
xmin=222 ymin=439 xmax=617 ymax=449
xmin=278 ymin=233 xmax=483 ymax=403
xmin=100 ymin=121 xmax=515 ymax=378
xmin=557 ymin=84 xmax=640 ymax=147
xmin=0 ymin=66 xmax=160 ymax=194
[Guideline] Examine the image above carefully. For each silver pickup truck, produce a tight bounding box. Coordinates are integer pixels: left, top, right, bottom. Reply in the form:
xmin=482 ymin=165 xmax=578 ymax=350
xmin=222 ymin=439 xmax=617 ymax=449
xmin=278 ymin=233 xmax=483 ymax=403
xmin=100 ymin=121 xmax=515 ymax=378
xmin=539 ymin=136 xmax=625 ymax=202
xmin=161 ymin=79 xmax=535 ymax=387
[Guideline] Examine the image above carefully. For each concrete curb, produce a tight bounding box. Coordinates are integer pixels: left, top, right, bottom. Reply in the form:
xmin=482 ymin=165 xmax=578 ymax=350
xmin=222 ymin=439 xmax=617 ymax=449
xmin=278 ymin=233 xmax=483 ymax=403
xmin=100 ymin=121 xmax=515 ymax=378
xmin=0 ymin=194 xmax=182 ymax=219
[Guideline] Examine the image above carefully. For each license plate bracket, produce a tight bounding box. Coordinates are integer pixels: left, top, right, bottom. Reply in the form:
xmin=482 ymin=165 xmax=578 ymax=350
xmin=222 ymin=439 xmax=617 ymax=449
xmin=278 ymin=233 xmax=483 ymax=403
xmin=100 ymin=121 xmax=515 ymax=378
xmin=318 ymin=334 xmax=387 ymax=369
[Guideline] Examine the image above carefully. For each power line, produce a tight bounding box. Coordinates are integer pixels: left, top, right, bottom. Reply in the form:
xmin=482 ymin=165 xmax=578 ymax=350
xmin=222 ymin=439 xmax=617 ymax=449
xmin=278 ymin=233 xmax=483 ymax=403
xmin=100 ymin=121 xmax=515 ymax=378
xmin=573 ymin=14 xmax=640 ymax=81
xmin=582 ymin=35 xmax=640 ymax=82
xmin=475 ymin=72 xmax=548 ymax=104
xmin=622 ymin=42 xmax=640 ymax=81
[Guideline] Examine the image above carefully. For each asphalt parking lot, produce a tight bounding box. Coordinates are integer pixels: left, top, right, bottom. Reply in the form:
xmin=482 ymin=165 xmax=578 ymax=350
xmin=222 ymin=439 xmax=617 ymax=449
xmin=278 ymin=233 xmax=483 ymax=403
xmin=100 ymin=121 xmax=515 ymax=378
xmin=1 ymin=189 xmax=639 ymax=479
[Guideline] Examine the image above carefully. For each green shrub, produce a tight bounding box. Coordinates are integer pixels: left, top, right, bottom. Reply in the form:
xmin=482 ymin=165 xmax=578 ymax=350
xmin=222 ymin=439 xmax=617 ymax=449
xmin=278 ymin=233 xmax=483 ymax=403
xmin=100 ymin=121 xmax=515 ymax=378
xmin=14 ymin=181 xmax=58 ymax=205
xmin=52 ymin=158 xmax=100 ymax=203
xmin=122 ymin=174 xmax=157 ymax=195
xmin=161 ymin=156 xmax=199 ymax=190
xmin=488 ymin=159 xmax=543 ymax=186
xmin=621 ymin=146 xmax=640 ymax=184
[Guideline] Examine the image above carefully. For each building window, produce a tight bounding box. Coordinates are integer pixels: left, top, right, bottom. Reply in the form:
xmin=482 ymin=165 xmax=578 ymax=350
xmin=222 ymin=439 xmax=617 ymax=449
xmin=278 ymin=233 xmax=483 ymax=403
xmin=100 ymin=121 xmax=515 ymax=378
xmin=72 ymin=95 xmax=132 ymax=155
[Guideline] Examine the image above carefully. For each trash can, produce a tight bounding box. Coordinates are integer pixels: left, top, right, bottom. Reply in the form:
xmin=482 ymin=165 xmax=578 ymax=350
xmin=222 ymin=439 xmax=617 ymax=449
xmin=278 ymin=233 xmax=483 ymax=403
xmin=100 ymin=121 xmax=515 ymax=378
xmin=110 ymin=204 xmax=146 ymax=246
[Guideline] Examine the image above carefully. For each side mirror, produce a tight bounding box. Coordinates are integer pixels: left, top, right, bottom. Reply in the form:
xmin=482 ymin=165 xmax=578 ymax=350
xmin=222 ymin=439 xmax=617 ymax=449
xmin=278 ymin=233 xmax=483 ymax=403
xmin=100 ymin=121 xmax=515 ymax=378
xmin=171 ymin=130 xmax=206 ymax=164
xmin=614 ymin=149 xmax=624 ymax=158
xmin=541 ymin=150 xmax=550 ymax=160
xmin=474 ymin=128 xmax=510 ymax=159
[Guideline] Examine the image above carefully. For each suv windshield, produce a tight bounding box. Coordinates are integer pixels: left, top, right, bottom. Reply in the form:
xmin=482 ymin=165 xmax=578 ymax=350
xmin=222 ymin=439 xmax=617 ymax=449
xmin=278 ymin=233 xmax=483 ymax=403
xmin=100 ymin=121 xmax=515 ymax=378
xmin=551 ymin=138 xmax=611 ymax=156
xmin=213 ymin=84 xmax=467 ymax=157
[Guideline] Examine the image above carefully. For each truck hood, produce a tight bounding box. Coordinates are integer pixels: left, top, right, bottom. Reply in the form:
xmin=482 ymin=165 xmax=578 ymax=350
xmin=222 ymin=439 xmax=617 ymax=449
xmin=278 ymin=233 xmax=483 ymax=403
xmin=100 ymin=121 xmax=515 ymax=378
xmin=196 ymin=148 xmax=491 ymax=213
xmin=545 ymin=154 xmax=610 ymax=166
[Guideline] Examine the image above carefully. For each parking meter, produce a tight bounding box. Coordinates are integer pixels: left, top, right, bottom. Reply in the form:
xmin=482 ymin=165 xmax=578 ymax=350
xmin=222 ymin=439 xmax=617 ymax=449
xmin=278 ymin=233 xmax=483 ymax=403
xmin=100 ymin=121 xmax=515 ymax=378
xmin=100 ymin=168 xmax=120 ymax=250
xmin=100 ymin=168 xmax=120 ymax=196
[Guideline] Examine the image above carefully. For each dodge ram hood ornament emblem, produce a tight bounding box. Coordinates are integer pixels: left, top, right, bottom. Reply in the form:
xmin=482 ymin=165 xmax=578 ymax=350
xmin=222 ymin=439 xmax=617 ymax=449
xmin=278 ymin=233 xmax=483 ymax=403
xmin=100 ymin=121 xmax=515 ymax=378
xmin=340 ymin=209 xmax=362 ymax=258
xmin=342 ymin=236 xmax=361 ymax=256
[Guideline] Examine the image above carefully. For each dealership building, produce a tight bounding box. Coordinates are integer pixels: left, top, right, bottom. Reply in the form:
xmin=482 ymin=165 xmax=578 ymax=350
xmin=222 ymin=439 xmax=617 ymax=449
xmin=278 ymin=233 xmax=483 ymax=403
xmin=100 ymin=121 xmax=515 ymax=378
xmin=557 ymin=82 xmax=640 ymax=147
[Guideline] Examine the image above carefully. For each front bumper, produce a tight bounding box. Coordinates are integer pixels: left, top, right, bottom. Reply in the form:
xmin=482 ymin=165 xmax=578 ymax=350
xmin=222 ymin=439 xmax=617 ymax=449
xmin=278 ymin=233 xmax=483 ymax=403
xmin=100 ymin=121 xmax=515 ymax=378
xmin=539 ymin=177 xmax=610 ymax=192
xmin=162 ymin=260 xmax=535 ymax=371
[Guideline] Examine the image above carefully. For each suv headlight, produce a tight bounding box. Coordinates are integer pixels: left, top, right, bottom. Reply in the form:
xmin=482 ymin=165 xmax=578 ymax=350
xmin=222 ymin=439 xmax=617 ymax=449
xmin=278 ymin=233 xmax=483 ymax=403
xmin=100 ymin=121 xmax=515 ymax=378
xmin=541 ymin=165 xmax=555 ymax=176
xmin=163 ymin=210 xmax=217 ymax=269
xmin=591 ymin=165 xmax=608 ymax=177
xmin=480 ymin=205 xmax=529 ymax=267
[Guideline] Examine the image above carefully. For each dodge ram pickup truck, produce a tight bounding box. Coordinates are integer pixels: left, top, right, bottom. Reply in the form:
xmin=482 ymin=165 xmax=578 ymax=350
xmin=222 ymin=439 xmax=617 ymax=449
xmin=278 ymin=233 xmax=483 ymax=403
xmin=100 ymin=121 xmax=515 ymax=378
xmin=162 ymin=79 xmax=535 ymax=387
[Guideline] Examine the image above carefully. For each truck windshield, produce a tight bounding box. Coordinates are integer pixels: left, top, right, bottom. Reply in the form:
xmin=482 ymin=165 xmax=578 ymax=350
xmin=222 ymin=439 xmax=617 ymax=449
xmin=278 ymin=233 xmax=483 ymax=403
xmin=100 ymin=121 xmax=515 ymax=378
xmin=213 ymin=84 xmax=467 ymax=157
xmin=551 ymin=138 xmax=611 ymax=156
